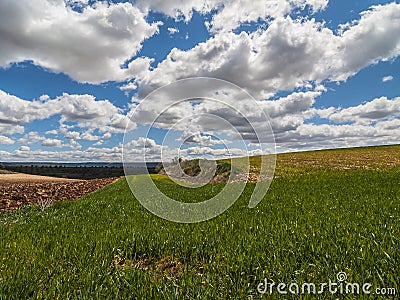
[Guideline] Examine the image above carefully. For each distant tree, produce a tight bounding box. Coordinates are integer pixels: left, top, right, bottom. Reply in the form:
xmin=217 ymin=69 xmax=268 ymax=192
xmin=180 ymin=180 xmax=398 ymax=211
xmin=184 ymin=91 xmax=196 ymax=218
xmin=0 ymin=162 xmax=5 ymax=169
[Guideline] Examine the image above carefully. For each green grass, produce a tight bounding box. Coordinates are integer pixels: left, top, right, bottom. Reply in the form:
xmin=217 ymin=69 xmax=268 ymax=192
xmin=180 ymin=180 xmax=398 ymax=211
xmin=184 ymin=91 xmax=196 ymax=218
xmin=1 ymin=146 xmax=399 ymax=299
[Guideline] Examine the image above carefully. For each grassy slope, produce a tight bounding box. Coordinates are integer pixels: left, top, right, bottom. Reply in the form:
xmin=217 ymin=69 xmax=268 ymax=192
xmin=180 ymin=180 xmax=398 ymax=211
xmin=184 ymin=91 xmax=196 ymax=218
xmin=0 ymin=145 xmax=399 ymax=299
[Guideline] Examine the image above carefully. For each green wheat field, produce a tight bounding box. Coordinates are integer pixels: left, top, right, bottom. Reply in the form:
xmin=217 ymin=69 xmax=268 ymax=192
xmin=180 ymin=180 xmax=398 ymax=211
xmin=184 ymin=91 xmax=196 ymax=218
xmin=1 ymin=145 xmax=399 ymax=299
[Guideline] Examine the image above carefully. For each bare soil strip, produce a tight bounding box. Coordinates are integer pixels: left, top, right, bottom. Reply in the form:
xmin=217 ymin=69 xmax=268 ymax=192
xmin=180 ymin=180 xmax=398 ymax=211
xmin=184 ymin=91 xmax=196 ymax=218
xmin=0 ymin=173 xmax=80 ymax=183
xmin=0 ymin=173 xmax=119 ymax=212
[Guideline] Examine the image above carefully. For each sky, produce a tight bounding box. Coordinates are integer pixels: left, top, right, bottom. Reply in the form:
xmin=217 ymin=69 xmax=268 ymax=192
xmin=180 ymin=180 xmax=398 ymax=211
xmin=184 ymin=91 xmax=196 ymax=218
xmin=0 ymin=0 xmax=399 ymax=162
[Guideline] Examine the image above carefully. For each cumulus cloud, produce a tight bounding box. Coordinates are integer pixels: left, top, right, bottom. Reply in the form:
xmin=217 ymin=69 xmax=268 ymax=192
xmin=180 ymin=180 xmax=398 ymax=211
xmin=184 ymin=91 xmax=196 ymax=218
xmin=0 ymin=90 xmax=53 ymax=124
xmin=180 ymin=146 xmax=247 ymax=159
xmin=127 ymin=137 xmax=158 ymax=149
xmin=18 ymin=131 xmax=44 ymax=145
xmin=382 ymin=75 xmax=394 ymax=82
xmin=129 ymin=3 xmax=400 ymax=98
xmin=80 ymin=131 xmax=100 ymax=141
xmin=1 ymin=1 xmax=399 ymax=160
xmin=128 ymin=83 xmax=399 ymax=154
xmin=260 ymin=91 xmax=321 ymax=118
xmin=129 ymin=79 xmax=319 ymax=145
xmin=0 ymin=0 xmax=161 ymax=83
xmin=135 ymin=0 xmax=328 ymax=32
xmin=208 ymin=0 xmax=328 ymax=32
xmin=19 ymin=146 xmax=31 ymax=152
xmin=181 ymin=131 xmax=228 ymax=146
xmin=274 ymin=121 xmax=400 ymax=151
xmin=0 ymin=147 xmax=123 ymax=162
xmin=0 ymin=135 xmax=14 ymax=145
xmin=45 ymin=130 xmax=58 ymax=135
xmin=325 ymin=96 xmax=400 ymax=124
xmin=134 ymin=0 xmax=218 ymax=21
xmin=64 ymin=131 xmax=81 ymax=140
xmin=42 ymin=138 xmax=63 ymax=147
xmin=336 ymin=3 xmax=400 ymax=81
xmin=167 ymin=27 xmax=180 ymax=35
xmin=0 ymin=90 xmax=132 ymax=134
xmin=93 ymin=140 xmax=104 ymax=146
xmin=271 ymin=95 xmax=400 ymax=150
xmin=64 ymin=130 xmax=99 ymax=141
xmin=0 ymin=123 xmax=24 ymax=135
xmin=103 ymin=132 xmax=112 ymax=139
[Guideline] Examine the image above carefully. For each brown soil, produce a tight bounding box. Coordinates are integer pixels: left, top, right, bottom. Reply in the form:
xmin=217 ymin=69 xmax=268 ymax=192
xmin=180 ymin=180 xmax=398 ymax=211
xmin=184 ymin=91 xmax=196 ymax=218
xmin=0 ymin=173 xmax=120 ymax=213
xmin=0 ymin=173 xmax=80 ymax=183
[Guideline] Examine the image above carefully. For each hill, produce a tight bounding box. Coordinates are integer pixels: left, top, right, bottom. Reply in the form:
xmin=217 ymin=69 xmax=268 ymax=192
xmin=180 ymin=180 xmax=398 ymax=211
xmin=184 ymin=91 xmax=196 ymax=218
xmin=0 ymin=145 xmax=399 ymax=298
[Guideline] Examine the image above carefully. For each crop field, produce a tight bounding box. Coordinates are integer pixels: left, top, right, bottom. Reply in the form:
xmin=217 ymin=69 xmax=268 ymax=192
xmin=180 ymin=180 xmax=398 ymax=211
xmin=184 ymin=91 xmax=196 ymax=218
xmin=0 ymin=145 xmax=399 ymax=299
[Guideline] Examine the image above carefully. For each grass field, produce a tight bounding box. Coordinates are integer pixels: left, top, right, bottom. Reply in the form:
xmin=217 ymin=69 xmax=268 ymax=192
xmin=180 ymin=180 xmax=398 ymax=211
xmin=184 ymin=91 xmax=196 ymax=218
xmin=0 ymin=145 xmax=399 ymax=299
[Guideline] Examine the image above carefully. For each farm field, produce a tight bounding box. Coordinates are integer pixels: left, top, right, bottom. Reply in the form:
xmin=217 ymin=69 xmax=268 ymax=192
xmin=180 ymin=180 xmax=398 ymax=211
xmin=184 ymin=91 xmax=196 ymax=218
xmin=0 ymin=174 xmax=119 ymax=213
xmin=0 ymin=145 xmax=399 ymax=299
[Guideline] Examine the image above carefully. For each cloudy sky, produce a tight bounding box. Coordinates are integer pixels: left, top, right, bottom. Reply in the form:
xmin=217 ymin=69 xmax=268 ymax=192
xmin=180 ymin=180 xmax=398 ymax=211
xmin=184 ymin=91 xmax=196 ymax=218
xmin=0 ymin=0 xmax=399 ymax=162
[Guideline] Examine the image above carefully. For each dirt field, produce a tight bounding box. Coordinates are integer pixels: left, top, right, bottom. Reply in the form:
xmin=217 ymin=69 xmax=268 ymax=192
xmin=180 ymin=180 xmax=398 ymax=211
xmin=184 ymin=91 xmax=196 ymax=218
xmin=0 ymin=173 xmax=81 ymax=183
xmin=0 ymin=173 xmax=120 ymax=213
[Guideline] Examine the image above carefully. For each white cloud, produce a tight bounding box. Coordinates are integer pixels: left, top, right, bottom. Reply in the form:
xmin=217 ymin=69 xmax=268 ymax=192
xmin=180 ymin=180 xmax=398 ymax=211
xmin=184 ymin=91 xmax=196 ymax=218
xmin=119 ymin=82 xmax=138 ymax=94
xmin=41 ymin=138 xmax=63 ymax=147
xmin=135 ymin=0 xmax=328 ymax=32
xmin=45 ymin=129 xmax=58 ymax=135
xmin=103 ymin=132 xmax=112 ymax=139
xmin=260 ymin=91 xmax=321 ymax=118
xmin=18 ymin=131 xmax=44 ymax=145
xmin=131 ymin=3 xmax=400 ymax=98
xmin=1 ymin=147 xmax=123 ymax=162
xmin=128 ymin=82 xmax=400 ymax=155
xmin=271 ymin=95 xmax=400 ymax=149
xmin=109 ymin=114 xmax=136 ymax=133
xmin=0 ymin=123 xmax=24 ymax=135
xmin=208 ymin=0 xmax=328 ymax=33
xmin=180 ymin=146 xmax=246 ymax=158
xmin=80 ymin=131 xmax=100 ymax=141
xmin=326 ymin=96 xmax=400 ymax=124
xmin=0 ymin=90 xmax=132 ymax=134
xmin=274 ymin=120 xmax=400 ymax=151
xmin=18 ymin=131 xmax=68 ymax=151
xmin=127 ymin=19 xmax=333 ymax=97
xmin=0 ymin=135 xmax=14 ymax=145
xmin=1 ymin=2 xmax=400 ymax=158
xmin=181 ymin=131 xmax=228 ymax=146
xmin=129 ymin=80 xmax=321 ymax=144
xmin=135 ymin=0 xmax=217 ymax=21
xmin=167 ymin=27 xmax=179 ymax=35
xmin=382 ymin=75 xmax=394 ymax=82
xmin=19 ymin=146 xmax=30 ymax=152
xmin=127 ymin=137 xmax=158 ymax=149
xmin=64 ymin=131 xmax=80 ymax=140
xmin=336 ymin=3 xmax=400 ymax=81
xmin=0 ymin=0 xmax=161 ymax=83
xmin=93 ymin=140 xmax=104 ymax=146
xmin=0 ymin=90 xmax=53 ymax=124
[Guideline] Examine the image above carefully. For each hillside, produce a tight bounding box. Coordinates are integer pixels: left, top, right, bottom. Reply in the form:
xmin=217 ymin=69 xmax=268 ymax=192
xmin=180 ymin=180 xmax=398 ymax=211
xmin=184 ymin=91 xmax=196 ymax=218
xmin=0 ymin=145 xmax=399 ymax=299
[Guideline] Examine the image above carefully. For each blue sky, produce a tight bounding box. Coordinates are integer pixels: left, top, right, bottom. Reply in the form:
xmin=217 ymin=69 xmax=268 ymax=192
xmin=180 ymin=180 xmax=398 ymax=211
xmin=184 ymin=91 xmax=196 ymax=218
xmin=0 ymin=0 xmax=399 ymax=162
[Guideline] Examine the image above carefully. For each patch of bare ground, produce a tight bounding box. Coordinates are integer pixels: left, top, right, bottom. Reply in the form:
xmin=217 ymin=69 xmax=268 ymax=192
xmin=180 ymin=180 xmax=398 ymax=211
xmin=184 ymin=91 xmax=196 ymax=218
xmin=0 ymin=173 xmax=119 ymax=212
xmin=0 ymin=173 xmax=80 ymax=183
xmin=112 ymin=254 xmax=185 ymax=279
